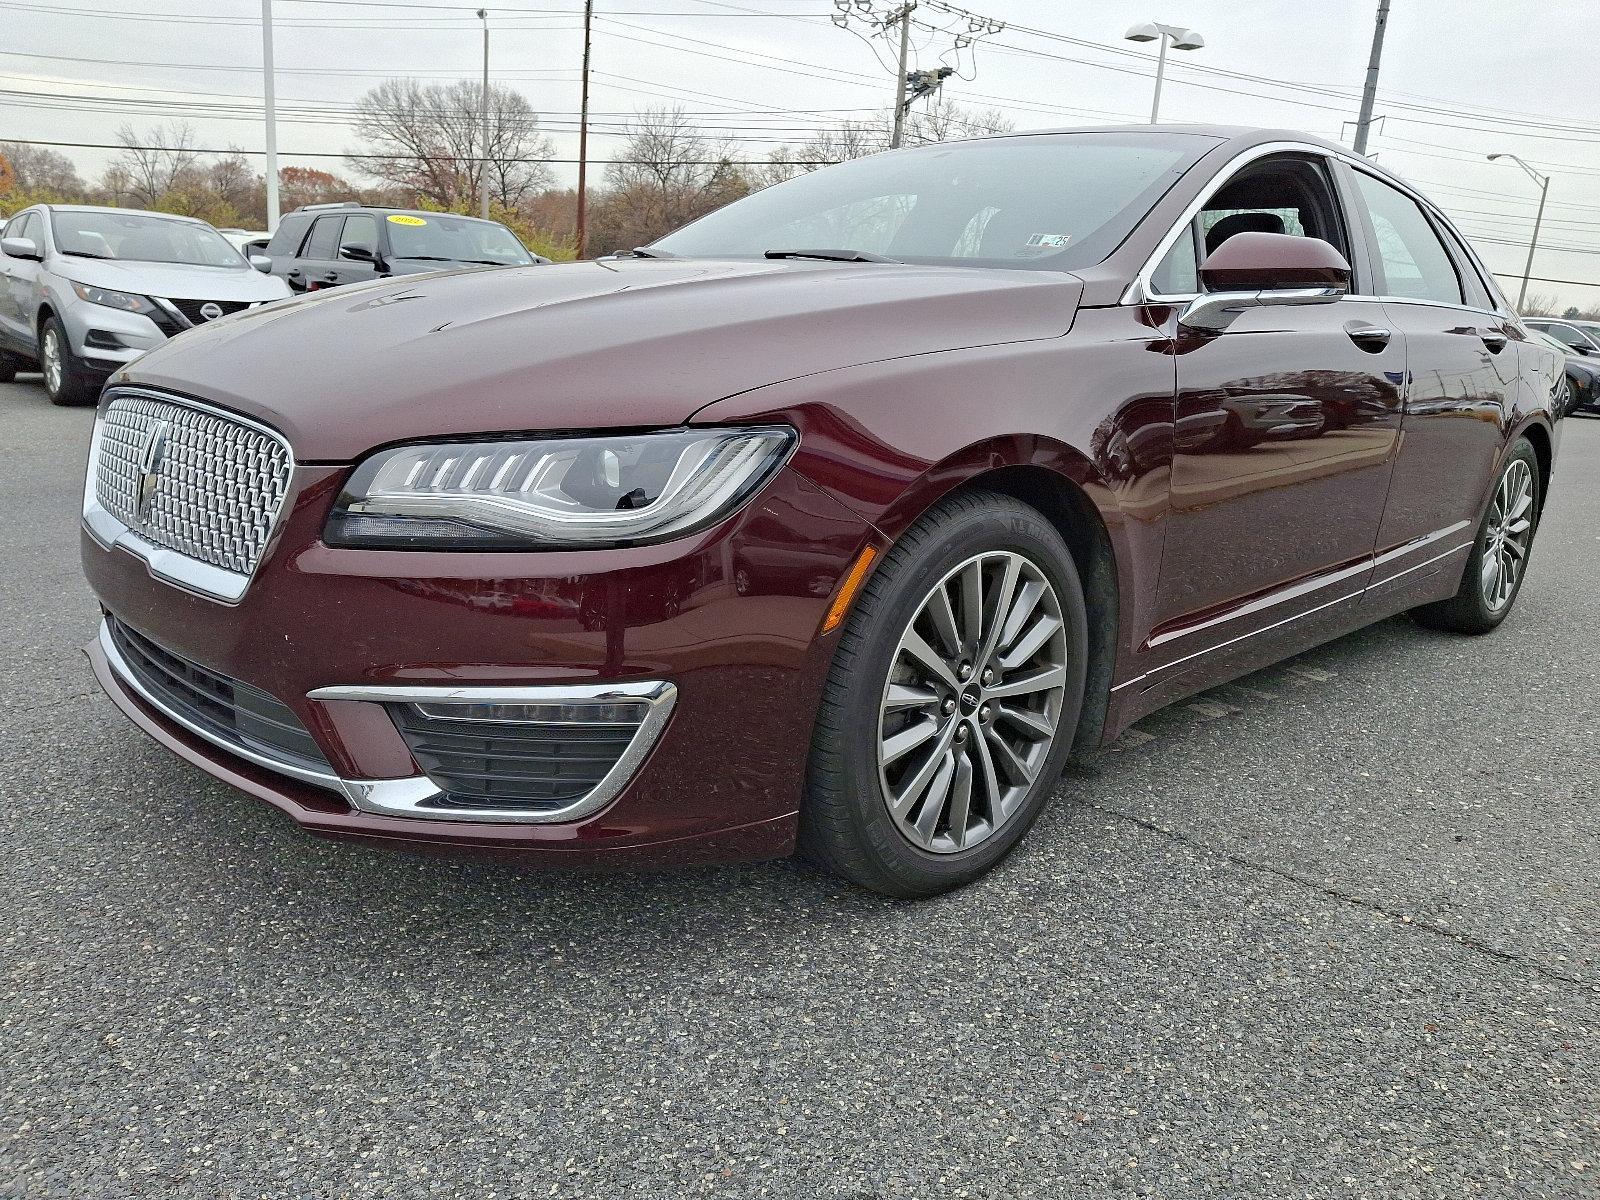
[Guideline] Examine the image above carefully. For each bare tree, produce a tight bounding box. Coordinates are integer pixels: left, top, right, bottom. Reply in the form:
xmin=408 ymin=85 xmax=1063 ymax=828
xmin=111 ymin=123 xmax=200 ymax=207
xmin=590 ymin=107 xmax=752 ymax=252
xmin=349 ymin=78 xmax=554 ymax=208
xmin=0 ymin=142 xmax=84 ymax=196
xmin=903 ymin=99 xmax=1014 ymax=145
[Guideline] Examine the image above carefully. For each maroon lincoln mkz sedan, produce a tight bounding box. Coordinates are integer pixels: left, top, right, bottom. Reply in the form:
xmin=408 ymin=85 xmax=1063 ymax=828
xmin=82 ymin=126 xmax=1563 ymax=897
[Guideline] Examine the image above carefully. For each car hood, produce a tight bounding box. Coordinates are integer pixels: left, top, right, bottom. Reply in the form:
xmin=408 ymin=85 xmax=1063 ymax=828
xmin=113 ymin=257 xmax=1083 ymax=461
xmin=53 ymin=256 xmax=291 ymax=302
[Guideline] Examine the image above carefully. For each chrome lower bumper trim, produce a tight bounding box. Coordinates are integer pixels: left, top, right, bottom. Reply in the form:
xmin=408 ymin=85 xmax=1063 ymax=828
xmin=98 ymin=619 xmax=675 ymax=825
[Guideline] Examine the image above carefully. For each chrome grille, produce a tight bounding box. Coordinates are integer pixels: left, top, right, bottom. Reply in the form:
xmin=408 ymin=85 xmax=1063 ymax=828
xmin=94 ymin=391 xmax=293 ymax=576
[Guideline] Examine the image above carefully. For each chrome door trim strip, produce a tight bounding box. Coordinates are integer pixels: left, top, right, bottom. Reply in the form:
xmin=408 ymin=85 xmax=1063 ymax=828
xmin=1111 ymin=521 xmax=1474 ymax=694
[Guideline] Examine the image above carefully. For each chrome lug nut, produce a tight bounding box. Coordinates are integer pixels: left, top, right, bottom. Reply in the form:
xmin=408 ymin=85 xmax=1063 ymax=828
xmin=942 ymin=696 xmax=957 ymax=715
xmin=981 ymin=667 xmax=995 ymax=687
xmin=978 ymin=702 xmax=992 ymax=723
xmin=955 ymin=725 xmax=969 ymax=743
xmin=957 ymin=660 xmax=973 ymax=680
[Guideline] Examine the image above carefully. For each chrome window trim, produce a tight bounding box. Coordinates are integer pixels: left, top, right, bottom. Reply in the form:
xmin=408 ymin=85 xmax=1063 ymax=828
xmin=1122 ymin=139 xmax=1513 ymax=320
xmin=101 ymin=616 xmax=677 ymax=826
xmin=81 ymin=387 xmax=297 ymax=605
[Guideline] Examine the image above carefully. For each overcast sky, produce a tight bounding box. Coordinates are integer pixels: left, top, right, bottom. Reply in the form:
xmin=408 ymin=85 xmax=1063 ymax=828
xmin=5 ymin=0 xmax=1600 ymax=307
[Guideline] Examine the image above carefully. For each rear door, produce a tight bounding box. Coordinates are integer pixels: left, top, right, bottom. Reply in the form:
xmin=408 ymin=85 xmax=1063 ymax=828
xmin=1339 ymin=164 xmax=1519 ymax=591
xmin=1150 ymin=152 xmax=1404 ymax=653
xmin=289 ymin=215 xmax=343 ymax=293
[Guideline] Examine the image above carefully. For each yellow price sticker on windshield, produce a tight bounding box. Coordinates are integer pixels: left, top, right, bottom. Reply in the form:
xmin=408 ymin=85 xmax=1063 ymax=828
xmin=387 ymin=215 xmax=427 ymax=226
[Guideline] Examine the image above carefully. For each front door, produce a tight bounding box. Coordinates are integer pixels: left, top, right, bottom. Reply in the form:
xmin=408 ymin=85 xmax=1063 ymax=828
xmin=0 ymin=212 xmax=44 ymax=353
xmin=1150 ymin=153 xmax=1404 ymax=647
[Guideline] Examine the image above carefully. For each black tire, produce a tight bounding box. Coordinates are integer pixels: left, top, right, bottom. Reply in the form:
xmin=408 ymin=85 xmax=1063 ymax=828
xmin=801 ymin=490 xmax=1089 ymax=898
xmin=40 ymin=316 xmax=96 ymax=407
xmin=1414 ymin=439 xmax=1542 ymax=635
xmin=0 ymin=350 xmax=18 ymax=384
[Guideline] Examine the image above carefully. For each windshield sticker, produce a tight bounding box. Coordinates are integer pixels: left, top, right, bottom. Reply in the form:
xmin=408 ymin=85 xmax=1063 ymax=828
xmin=387 ymin=215 xmax=428 ymax=226
xmin=1026 ymin=233 xmax=1071 ymax=248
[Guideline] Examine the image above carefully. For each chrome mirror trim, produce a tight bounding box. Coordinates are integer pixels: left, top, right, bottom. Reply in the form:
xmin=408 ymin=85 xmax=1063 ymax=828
xmin=1177 ymin=285 xmax=1346 ymax=333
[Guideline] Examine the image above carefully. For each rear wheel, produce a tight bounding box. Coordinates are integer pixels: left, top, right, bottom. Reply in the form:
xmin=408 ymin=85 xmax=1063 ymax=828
xmin=1414 ymin=439 xmax=1541 ymax=634
xmin=40 ymin=317 xmax=95 ymax=407
xmin=801 ymin=490 xmax=1088 ymax=898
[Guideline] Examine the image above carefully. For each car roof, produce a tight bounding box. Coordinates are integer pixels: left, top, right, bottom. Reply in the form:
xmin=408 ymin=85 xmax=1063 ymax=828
xmin=289 ymin=203 xmax=500 ymax=225
xmin=41 ymin=204 xmax=210 ymax=226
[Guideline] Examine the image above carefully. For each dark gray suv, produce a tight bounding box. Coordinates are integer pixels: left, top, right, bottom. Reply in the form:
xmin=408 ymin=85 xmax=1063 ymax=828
xmin=253 ymin=203 xmax=547 ymax=294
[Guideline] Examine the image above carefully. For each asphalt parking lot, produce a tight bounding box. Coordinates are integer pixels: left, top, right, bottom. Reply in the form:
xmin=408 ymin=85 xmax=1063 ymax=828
xmin=1 ymin=375 xmax=1596 ymax=1199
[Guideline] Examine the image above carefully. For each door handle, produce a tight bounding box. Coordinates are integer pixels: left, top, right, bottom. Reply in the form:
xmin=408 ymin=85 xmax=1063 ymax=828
xmin=1479 ymin=328 xmax=1508 ymax=353
xmin=1344 ymin=321 xmax=1392 ymax=351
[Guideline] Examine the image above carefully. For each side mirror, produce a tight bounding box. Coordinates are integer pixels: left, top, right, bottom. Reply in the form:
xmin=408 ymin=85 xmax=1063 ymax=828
xmin=249 ymin=254 xmax=273 ymax=274
xmin=1180 ymin=232 xmax=1352 ymax=333
xmin=340 ymin=245 xmax=376 ymax=263
xmin=1 ymin=236 xmax=41 ymax=261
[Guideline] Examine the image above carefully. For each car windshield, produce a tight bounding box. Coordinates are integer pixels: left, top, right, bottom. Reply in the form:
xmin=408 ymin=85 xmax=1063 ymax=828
xmin=650 ymin=131 xmax=1218 ymax=271
xmin=383 ymin=214 xmax=533 ymax=265
xmin=51 ymin=211 xmax=247 ymax=267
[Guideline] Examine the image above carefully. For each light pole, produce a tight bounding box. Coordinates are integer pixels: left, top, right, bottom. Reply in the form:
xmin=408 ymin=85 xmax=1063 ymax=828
xmin=889 ymin=2 xmax=916 ymax=149
xmin=1124 ymin=21 xmax=1204 ymax=124
xmin=478 ymin=7 xmax=491 ymax=220
xmin=1488 ymin=152 xmax=1550 ymax=313
xmin=261 ymin=0 xmax=279 ymax=229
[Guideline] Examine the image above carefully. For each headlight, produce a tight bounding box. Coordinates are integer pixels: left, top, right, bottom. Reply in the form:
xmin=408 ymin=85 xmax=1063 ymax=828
xmin=324 ymin=426 xmax=796 ymax=550
xmin=71 ymin=282 xmax=157 ymax=315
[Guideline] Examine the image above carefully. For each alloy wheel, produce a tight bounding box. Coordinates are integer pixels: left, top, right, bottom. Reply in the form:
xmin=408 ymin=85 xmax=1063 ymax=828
xmin=876 ymin=550 xmax=1068 ymax=854
xmin=1481 ymin=458 xmax=1534 ymax=612
xmin=41 ymin=327 xmax=62 ymax=396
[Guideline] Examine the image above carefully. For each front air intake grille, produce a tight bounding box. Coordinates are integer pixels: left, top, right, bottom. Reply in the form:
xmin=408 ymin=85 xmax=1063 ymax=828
xmin=93 ymin=390 xmax=293 ymax=577
xmin=389 ymin=704 xmax=647 ymax=813
xmin=107 ymin=616 xmax=330 ymax=775
xmin=168 ymin=298 xmax=253 ymax=325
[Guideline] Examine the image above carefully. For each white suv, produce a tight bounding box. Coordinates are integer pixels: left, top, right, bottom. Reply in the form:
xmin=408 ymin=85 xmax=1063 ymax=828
xmin=0 ymin=206 xmax=292 ymax=405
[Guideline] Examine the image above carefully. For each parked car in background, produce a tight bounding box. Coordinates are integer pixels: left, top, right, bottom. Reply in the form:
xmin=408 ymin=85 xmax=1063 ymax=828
xmin=0 ymin=206 xmax=292 ymax=405
xmin=1524 ymin=316 xmax=1600 ymax=356
xmin=81 ymin=126 xmax=1564 ymax=897
xmin=217 ymin=227 xmax=271 ymax=255
xmin=1529 ymin=327 xmax=1600 ymax=415
xmin=253 ymin=203 xmax=548 ymax=293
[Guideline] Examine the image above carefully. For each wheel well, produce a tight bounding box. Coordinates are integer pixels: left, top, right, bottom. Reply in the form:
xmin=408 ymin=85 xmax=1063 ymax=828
xmin=36 ymin=305 xmax=54 ymax=336
xmin=1520 ymin=423 xmax=1552 ymax=513
xmin=960 ymin=465 xmax=1118 ymax=755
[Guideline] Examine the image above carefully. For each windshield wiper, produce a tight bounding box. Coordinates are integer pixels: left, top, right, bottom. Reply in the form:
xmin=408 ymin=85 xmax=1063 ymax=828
xmin=60 ymin=249 xmax=111 ymax=259
xmin=626 ymin=247 xmax=675 ymax=259
xmin=764 ymin=248 xmax=898 ymax=263
xmin=394 ymin=255 xmax=458 ymax=262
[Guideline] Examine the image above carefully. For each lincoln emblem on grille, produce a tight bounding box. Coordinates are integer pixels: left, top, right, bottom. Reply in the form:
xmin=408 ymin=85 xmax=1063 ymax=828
xmin=134 ymin=419 xmax=172 ymax=518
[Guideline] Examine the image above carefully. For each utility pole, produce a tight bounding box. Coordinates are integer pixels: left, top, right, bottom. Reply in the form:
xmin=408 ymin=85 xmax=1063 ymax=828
xmin=889 ymin=1 xmax=914 ymax=149
xmin=479 ymin=8 xmax=491 ymax=220
xmin=1351 ymin=0 xmax=1390 ymax=156
xmin=576 ymin=0 xmax=594 ymax=257
xmin=261 ymin=0 xmax=279 ymax=228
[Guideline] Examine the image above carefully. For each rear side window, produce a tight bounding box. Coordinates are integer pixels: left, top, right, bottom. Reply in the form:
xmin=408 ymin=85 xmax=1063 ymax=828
xmin=1352 ymin=172 xmax=1463 ymax=305
xmin=301 ymin=216 xmax=342 ymax=260
xmin=265 ymin=214 xmax=310 ymax=257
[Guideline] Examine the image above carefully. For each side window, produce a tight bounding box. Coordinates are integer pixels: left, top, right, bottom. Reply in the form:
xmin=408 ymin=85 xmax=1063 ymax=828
xmin=301 ymin=216 xmax=342 ymax=260
xmin=340 ymin=214 xmax=379 ymax=255
xmin=1543 ymin=324 xmax=1593 ymax=350
xmin=265 ymin=214 xmax=309 ymax=257
xmin=12 ymin=213 xmax=38 ymax=245
xmin=1352 ymin=172 xmax=1463 ymax=305
xmin=1150 ymin=223 xmax=1199 ymax=294
xmin=1433 ymin=218 xmax=1496 ymax=310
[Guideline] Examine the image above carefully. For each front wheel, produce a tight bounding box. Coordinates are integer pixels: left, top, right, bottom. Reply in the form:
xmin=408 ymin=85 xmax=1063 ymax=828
xmin=40 ymin=317 xmax=96 ymax=407
xmin=801 ymin=490 xmax=1089 ymax=898
xmin=1414 ymin=439 xmax=1541 ymax=634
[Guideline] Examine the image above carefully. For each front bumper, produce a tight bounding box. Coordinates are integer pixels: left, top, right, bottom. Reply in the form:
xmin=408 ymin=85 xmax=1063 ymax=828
xmin=59 ymin=294 xmax=167 ymax=371
xmin=82 ymin=457 xmax=879 ymax=865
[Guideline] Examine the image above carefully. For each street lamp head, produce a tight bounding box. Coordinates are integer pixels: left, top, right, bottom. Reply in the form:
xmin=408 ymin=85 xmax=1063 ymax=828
xmin=1124 ymin=21 xmax=1161 ymax=42
xmin=1171 ymin=29 xmax=1205 ymax=50
xmin=1487 ymin=153 xmax=1505 ymax=162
